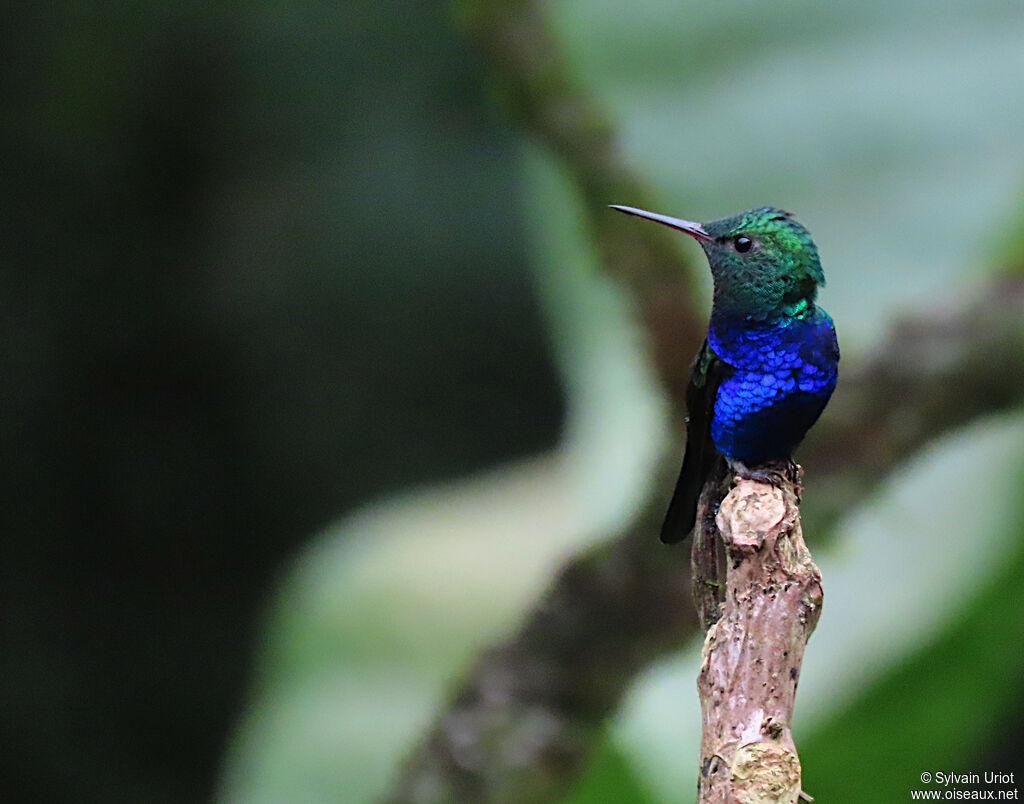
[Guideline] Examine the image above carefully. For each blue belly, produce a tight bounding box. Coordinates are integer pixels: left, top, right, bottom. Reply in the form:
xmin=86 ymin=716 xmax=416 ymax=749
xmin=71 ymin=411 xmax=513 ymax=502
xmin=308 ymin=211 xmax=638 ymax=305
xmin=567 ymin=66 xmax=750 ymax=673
xmin=711 ymin=378 xmax=833 ymax=463
xmin=708 ymin=307 xmax=839 ymax=464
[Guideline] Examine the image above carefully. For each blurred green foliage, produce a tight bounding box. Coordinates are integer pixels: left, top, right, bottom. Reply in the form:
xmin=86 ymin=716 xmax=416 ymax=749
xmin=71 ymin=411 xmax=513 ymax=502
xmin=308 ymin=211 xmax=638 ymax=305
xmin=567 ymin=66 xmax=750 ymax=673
xmin=803 ymin=503 xmax=1024 ymax=799
xmin=3 ymin=2 xmax=560 ymax=802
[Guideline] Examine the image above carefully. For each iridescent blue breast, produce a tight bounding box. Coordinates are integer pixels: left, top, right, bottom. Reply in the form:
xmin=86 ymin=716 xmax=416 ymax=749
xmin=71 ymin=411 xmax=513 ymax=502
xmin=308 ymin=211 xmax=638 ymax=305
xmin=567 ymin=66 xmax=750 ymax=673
xmin=707 ymin=307 xmax=839 ymax=464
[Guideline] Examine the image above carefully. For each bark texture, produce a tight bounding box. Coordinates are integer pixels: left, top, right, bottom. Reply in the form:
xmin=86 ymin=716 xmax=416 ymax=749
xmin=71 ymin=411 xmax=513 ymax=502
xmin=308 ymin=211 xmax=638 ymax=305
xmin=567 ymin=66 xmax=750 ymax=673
xmin=695 ymin=474 xmax=821 ymax=804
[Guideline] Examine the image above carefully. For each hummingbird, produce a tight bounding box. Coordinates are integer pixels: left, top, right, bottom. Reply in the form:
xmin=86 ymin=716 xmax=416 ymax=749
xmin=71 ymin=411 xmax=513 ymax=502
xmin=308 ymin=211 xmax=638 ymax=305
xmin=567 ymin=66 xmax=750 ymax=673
xmin=610 ymin=204 xmax=839 ymax=543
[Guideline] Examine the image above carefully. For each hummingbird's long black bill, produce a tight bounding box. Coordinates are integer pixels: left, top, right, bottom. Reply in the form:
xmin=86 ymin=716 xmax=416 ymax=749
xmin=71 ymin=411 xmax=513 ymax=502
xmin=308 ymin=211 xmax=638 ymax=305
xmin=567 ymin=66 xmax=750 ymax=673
xmin=609 ymin=204 xmax=712 ymax=241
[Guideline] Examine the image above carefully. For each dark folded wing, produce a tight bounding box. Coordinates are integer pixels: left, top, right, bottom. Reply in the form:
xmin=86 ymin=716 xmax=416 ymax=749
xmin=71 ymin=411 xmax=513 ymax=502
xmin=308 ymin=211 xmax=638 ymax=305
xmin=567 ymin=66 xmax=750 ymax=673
xmin=660 ymin=341 xmax=725 ymax=544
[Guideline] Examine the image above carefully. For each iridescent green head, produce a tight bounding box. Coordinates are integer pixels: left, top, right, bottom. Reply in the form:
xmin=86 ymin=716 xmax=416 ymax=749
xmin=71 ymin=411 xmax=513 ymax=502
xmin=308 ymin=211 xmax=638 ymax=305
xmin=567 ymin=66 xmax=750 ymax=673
xmin=610 ymin=204 xmax=824 ymax=321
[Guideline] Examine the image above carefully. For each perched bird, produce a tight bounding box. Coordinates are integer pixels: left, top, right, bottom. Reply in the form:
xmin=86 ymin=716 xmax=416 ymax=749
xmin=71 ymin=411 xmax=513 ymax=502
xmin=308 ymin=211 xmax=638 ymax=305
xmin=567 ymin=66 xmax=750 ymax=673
xmin=610 ymin=204 xmax=839 ymax=543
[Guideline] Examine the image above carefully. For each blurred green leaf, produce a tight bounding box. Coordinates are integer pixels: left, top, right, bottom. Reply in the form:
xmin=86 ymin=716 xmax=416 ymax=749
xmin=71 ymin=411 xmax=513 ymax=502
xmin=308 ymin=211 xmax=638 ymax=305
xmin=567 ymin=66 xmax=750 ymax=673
xmin=553 ymin=0 xmax=1024 ymax=349
xmin=801 ymin=483 xmax=1024 ymax=799
xmin=563 ymin=735 xmax=657 ymax=804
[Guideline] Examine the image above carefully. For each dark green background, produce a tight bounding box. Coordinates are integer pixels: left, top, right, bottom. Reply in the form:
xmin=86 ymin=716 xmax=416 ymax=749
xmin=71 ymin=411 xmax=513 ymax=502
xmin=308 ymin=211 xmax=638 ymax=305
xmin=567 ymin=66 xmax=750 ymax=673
xmin=2 ymin=3 xmax=562 ymax=800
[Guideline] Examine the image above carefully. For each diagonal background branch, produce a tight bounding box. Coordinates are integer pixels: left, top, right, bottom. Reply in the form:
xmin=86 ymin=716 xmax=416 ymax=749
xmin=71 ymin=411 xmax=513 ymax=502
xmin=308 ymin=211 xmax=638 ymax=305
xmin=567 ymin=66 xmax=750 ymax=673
xmin=454 ymin=0 xmax=705 ymax=402
xmin=383 ymin=498 xmax=690 ymax=804
xmin=386 ymin=1 xmax=1024 ymax=801
xmin=803 ymin=279 xmax=1024 ymax=535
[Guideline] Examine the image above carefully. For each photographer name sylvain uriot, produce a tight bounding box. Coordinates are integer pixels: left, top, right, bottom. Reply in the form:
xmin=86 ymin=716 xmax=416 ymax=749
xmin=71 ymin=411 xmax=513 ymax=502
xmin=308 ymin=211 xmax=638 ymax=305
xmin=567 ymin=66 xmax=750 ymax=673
xmin=933 ymin=772 xmax=1016 ymax=786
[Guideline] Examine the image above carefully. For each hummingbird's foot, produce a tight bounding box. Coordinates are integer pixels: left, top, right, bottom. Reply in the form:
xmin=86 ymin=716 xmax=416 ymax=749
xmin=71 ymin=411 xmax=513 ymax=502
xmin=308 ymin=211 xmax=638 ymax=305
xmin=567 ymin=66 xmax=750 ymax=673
xmin=729 ymin=458 xmax=801 ymax=488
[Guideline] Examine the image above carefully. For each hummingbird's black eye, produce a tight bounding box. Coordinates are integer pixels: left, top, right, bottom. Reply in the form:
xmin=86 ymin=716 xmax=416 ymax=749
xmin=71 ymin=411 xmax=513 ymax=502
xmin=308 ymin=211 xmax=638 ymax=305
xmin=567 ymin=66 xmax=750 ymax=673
xmin=734 ymin=236 xmax=753 ymax=253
